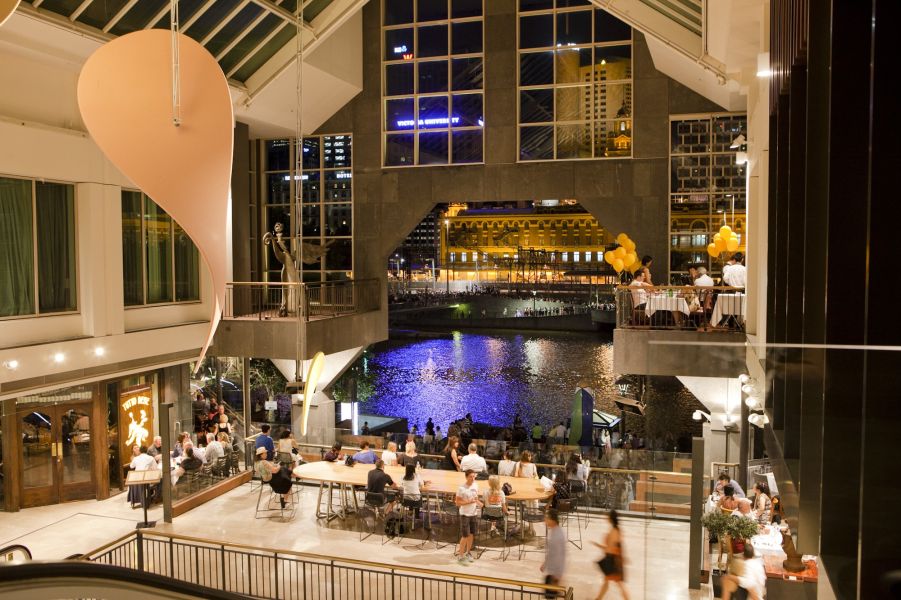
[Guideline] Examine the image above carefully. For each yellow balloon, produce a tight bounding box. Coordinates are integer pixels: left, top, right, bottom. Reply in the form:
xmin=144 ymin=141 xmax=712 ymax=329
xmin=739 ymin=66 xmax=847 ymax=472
xmin=612 ymin=258 xmax=624 ymax=272
xmin=714 ymin=237 xmax=727 ymax=252
xmin=604 ymin=250 xmax=615 ymax=264
xmin=707 ymin=243 xmax=720 ymax=257
xmin=719 ymin=225 xmax=732 ymax=237
xmin=624 ymin=252 xmax=637 ymax=267
xmin=629 ymin=261 xmax=641 ymax=273
xmin=624 ymin=239 xmax=636 ymax=252
xmin=614 ymin=246 xmax=626 ymax=259
xmin=713 ymin=233 xmax=723 ymax=243
xmin=726 ymin=237 xmax=739 ymax=252
xmin=616 ymin=233 xmax=629 ymax=245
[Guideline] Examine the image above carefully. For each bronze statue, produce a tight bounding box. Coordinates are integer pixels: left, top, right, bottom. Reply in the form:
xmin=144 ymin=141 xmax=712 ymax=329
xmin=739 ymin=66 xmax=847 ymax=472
xmin=781 ymin=529 xmax=805 ymax=572
xmin=263 ymin=222 xmax=333 ymax=316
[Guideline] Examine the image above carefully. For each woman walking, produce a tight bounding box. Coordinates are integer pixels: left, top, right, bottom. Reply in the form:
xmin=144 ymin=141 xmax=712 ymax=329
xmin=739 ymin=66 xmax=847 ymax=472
xmin=593 ymin=510 xmax=629 ymax=600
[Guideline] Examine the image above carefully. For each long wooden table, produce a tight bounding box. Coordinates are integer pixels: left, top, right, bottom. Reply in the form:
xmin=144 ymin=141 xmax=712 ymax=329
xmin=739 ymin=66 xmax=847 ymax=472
xmin=293 ymin=461 xmax=553 ymax=523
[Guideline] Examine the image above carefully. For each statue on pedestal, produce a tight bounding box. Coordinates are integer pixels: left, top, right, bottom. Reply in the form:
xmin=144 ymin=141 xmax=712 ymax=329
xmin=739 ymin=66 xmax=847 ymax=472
xmin=263 ymin=222 xmax=334 ymax=316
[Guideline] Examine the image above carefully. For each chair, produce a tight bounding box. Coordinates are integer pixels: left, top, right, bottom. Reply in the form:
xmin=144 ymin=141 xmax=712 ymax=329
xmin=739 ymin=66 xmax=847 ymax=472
xmin=212 ymin=457 xmax=229 ymax=479
xmin=438 ymin=498 xmax=461 ymax=556
xmin=359 ymin=492 xmax=390 ymax=544
xmin=276 ymin=451 xmax=295 ymax=469
xmin=555 ymin=498 xmax=582 ymax=550
xmin=255 ymin=479 xmax=297 ymax=520
xmin=479 ymin=506 xmax=512 ymax=561
xmin=518 ymin=505 xmax=547 ymax=560
xmin=567 ymin=479 xmax=589 ymax=529
xmin=396 ymin=496 xmax=422 ymax=543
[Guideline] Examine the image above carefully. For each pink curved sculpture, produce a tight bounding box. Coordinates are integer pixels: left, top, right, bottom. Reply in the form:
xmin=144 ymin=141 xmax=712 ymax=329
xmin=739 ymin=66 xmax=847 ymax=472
xmin=0 ymin=0 xmax=21 ymax=28
xmin=77 ymin=30 xmax=233 ymax=366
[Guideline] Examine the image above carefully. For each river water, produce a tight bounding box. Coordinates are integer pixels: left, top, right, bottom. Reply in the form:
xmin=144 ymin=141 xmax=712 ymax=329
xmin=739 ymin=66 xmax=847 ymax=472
xmin=357 ymin=330 xmax=615 ymax=432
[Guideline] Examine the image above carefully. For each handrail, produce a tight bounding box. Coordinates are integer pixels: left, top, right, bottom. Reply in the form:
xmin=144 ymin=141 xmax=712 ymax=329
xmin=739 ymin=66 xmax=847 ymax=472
xmin=615 ymin=284 xmax=746 ymax=331
xmin=85 ymin=530 xmax=569 ymax=595
xmin=295 ymin=441 xmax=690 ymax=478
xmin=0 ymin=561 xmax=248 ymax=599
xmin=0 ymin=544 xmax=32 ymax=561
xmin=223 ymin=278 xmax=381 ymax=321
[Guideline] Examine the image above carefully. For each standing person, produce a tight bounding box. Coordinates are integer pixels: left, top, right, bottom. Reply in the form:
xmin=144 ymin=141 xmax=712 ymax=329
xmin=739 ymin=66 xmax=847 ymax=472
xmin=720 ymin=544 xmax=766 ymax=600
xmin=531 ymin=422 xmax=543 ymax=444
xmin=593 ymin=510 xmax=629 ymax=600
xmin=424 ymin=418 xmax=435 ymax=451
xmin=454 ymin=469 xmax=483 ymax=565
xmin=541 ymin=508 xmax=567 ymax=598
xmin=361 ymin=421 xmax=370 ymax=435
xmin=640 ymin=256 xmax=653 ymax=284
xmin=443 ymin=435 xmax=462 ymax=471
xmin=722 ymin=252 xmax=747 ymax=289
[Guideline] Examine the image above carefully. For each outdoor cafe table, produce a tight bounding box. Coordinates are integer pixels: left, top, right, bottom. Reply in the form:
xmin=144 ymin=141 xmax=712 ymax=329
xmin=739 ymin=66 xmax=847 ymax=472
xmin=711 ymin=292 xmax=746 ymax=325
xmin=645 ymin=293 xmax=690 ymax=322
xmin=293 ymin=461 xmax=553 ymax=523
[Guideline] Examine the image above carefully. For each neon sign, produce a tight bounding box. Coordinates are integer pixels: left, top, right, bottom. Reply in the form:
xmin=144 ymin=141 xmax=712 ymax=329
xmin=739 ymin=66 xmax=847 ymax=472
xmin=396 ymin=116 xmax=462 ymax=128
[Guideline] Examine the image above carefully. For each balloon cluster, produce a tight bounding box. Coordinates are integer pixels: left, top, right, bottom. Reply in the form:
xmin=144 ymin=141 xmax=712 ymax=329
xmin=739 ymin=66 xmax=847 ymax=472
xmin=707 ymin=225 xmax=739 ymax=258
xmin=604 ymin=233 xmax=639 ymax=273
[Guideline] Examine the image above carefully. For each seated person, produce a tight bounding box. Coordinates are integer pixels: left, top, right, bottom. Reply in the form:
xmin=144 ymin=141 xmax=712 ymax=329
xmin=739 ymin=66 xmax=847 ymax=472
xmin=459 ymin=443 xmax=487 ymax=473
xmin=254 ymin=447 xmax=296 ymax=508
xmin=498 ymin=450 xmax=516 ymax=476
xmin=629 ymin=268 xmax=650 ymax=312
xmin=204 ymin=433 xmax=227 ymax=468
xmin=323 ymin=443 xmax=343 ymax=462
xmin=715 ymin=473 xmax=746 ymax=498
xmin=381 ymin=441 xmax=399 ymax=466
xmin=731 ymin=498 xmax=757 ymax=521
xmin=717 ymin=485 xmax=739 ymax=513
xmin=171 ymin=447 xmax=203 ymax=486
xmin=146 ymin=436 xmax=163 ymax=461
xmin=353 ymin=441 xmax=377 ymax=464
xmin=399 ymin=463 xmax=429 ymax=503
xmin=398 ymin=441 xmax=423 ymax=470
xmin=277 ymin=429 xmax=303 ymax=465
xmin=483 ymin=475 xmax=509 ymax=535
xmin=366 ymin=459 xmax=398 ymax=513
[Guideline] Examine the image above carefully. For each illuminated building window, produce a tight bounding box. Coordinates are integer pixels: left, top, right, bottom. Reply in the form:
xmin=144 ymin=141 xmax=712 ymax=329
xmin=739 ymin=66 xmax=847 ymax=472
xmin=261 ymin=136 xmax=354 ymax=283
xmin=573 ymin=251 xmax=580 ymax=262
xmin=668 ymin=114 xmax=747 ymax=281
xmin=383 ymin=0 xmax=485 ymax=166
xmin=518 ymin=1 xmax=632 ymax=161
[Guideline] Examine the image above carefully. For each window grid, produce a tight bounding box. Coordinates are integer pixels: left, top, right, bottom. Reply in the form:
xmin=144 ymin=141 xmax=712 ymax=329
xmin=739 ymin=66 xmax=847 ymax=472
xmin=262 ymin=135 xmax=354 ymax=282
xmin=122 ymin=191 xmax=201 ymax=307
xmin=382 ymin=0 xmax=485 ymax=167
xmin=517 ymin=2 xmax=633 ymax=161
xmin=668 ymin=113 xmax=748 ymax=282
xmin=0 ymin=175 xmax=79 ymax=320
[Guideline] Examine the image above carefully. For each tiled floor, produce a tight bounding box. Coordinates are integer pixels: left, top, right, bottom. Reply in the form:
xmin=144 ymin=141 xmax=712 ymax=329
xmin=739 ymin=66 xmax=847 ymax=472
xmin=1 ymin=484 xmax=711 ymax=600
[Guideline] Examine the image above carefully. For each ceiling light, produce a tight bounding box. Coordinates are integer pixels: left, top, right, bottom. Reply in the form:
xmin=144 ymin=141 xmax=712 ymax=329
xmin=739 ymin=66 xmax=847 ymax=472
xmin=748 ymin=413 xmax=770 ymax=428
xmin=3 ymin=359 xmax=19 ymax=370
xmin=742 ymin=384 xmax=758 ymax=395
xmin=692 ymin=410 xmax=711 ymax=422
xmin=745 ymin=396 xmax=761 ymax=409
xmin=738 ymin=374 xmax=751 ymax=384
xmin=756 ymin=69 xmax=773 ymax=77
xmin=94 ymin=347 xmax=106 ymax=357
xmin=53 ymin=352 xmax=65 ymax=363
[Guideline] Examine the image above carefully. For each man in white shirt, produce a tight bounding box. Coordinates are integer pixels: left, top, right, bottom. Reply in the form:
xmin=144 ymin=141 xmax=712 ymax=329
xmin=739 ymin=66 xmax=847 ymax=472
xmin=628 ymin=268 xmax=649 ymax=309
xmin=722 ymin=252 xmax=747 ymax=288
xmin=205 ymin=433 xmax=227 ymax=465
xmin=130 ymin=445 xmax=158 ymax=471
xmin=694 ymin=265 xmax=714 ymax=287
xmin=459 ymin=444 xmax=487 ymax=473
xmin=454 ymin=470 xmax=483 ymax=565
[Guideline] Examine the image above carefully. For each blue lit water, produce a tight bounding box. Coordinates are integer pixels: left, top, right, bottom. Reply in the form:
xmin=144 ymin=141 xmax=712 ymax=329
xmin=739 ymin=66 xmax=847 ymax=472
xmin=358 ymin=330 xmax=615 ymax=432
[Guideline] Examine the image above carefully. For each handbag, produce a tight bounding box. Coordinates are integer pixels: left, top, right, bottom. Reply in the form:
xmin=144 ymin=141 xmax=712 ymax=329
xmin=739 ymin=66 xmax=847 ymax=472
xmin=597 ymin=554 xmax=615 ymax=575
xmin=344 ymin=456 xmax=355 ymax=467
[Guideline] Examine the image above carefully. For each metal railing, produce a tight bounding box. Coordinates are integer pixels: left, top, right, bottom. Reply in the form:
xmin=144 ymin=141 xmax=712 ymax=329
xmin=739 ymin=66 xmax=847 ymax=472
xmin=85 ymin=531 xmax=572 ymax=600
xmin=614 ymin=285 xmax=746 ymax=332
xmin=223 ymin=279 xmax=381 ymax=321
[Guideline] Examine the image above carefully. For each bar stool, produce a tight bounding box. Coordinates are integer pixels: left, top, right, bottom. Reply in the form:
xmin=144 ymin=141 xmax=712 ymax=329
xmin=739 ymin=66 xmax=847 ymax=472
xmin=255 ymin=481 xmax=297 ymax=520
xmin=439 ymin=498 xmax=461 ymax=556
xmin=555 ymin=498 xmax=582 ymax=549
xmin=567 ymin=479 xmax=589 ymax=529
xmin=359 ymin=492 xmax=389 ymax=544
xmin=395 ymin=496 xmax=422 ymax=543
xmin=518 ymin=505 xmax=547 ymax=560
xmin=479 ymin=506 xmax=511 ymax=561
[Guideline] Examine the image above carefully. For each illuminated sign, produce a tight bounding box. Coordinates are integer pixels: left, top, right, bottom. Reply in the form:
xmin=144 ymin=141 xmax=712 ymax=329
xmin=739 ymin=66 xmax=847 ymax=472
xmin=393 ymin=45 xmax=408 ymax=54
xmin=119 ymin=385 xmax=153 ymax=459
xmin=396 ymin=116 xmax=462 ymax=128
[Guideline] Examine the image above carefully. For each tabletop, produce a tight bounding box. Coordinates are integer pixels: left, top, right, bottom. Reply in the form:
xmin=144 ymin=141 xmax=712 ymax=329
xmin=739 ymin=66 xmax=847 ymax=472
xmin=712 ymin=293 xmax=746 ymax=324
xmin=645 ymin=293 xmax=690 ymax=316
xmin=293 ymin=461 xmax=553 ymax=502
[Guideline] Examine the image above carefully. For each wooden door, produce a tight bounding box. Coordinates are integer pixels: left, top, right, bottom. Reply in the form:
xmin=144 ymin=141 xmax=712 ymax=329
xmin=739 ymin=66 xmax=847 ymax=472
xmin=19 ymin=402 xmax=95 ymax=507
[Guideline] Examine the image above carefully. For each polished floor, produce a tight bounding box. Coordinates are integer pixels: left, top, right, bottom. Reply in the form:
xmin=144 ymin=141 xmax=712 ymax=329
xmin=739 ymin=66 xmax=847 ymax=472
xmin=0 ymin=484 xmax=711 ymax=600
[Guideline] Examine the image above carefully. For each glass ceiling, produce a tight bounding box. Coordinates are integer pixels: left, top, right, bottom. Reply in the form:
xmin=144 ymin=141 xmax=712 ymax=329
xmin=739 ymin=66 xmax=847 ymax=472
xmin=24 ymin=0 xmax=334 ymax=84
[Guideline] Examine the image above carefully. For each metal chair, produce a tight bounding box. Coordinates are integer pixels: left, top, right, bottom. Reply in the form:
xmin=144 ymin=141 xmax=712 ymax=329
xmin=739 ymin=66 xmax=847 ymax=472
xmin=567 ymin=479 xmax=589 ymax=529
xmin=479 ymin=506 xmax=512 ymax=561
xmin=276 ymin=451 xmax=295 ymax=469
xmin=438 ymin=498 xmax=461 ymax=556
xmin=518 ymin=505 xmax=547 ymax=560
xmin=555 ymin=498 xmax=582 ymax=549
xmin=255 ymin=477 xmax=298 ymax=520
xmin=359 ymin=492 xmax=390 ymax=544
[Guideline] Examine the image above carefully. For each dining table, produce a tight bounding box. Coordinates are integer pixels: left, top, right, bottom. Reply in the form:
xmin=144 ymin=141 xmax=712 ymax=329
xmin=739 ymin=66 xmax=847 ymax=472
xmin=712 ymin=292 xmax=746 ymax=325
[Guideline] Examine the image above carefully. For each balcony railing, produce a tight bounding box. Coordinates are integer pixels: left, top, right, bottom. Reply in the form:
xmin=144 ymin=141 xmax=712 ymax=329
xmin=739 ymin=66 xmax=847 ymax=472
xmin=223 ymin=279 xmax=381 ymax=322
xmin=615 ymin=285 xmax=746 ymax=332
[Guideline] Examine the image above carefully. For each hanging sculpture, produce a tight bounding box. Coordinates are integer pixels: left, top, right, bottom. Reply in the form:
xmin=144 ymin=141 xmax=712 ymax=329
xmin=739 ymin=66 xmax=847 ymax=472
xmin=0 ymin=0 xmax=21 ymax=28
xmin=77 ymin=28 xmax=233 ymax=365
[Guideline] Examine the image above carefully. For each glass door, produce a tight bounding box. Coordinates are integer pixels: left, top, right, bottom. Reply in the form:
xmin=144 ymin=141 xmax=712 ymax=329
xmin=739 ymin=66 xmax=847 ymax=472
xmin=19 ymin=403 xmax=94 ymax=507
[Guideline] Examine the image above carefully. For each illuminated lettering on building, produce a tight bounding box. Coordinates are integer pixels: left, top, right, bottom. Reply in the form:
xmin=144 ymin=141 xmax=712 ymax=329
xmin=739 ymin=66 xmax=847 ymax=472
xmin=119 ymin=386 xmax=153 ymax=457
xmin=396 ymin=117 xmax=463 ymax=128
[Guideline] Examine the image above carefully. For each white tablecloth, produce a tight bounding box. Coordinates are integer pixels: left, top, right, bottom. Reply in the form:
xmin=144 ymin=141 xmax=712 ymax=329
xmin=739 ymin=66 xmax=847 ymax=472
xmin=645 ymin=294 xmax=690 ymax=317
xmin=712 ymin=293 xmax=746 ymax=324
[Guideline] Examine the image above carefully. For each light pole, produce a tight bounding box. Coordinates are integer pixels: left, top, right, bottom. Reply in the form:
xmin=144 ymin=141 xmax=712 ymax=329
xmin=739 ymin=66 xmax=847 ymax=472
xmin=445 ymin=220 xmax=451 ymax=293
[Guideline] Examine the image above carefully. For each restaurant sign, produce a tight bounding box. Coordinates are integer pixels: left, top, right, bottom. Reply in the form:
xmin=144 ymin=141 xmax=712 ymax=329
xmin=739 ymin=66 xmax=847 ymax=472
xmin=119 ymin=386 xmax=153 ymax=459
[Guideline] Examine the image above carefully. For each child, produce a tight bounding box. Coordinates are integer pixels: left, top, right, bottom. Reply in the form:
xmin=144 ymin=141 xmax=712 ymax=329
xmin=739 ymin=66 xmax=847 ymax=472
xmin=484 ymin=475 xmax=508 ymax=535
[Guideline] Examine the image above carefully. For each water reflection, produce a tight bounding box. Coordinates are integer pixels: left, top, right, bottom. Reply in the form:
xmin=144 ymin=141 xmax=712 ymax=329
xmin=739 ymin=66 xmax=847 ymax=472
xmin=359 ymin=330 xmax=615 ymax=430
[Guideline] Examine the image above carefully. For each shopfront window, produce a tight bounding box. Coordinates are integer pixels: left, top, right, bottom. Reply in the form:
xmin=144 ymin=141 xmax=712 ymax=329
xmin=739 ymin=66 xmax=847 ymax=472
xmin=0 ymin=176 xmax=77 ymax=318
xmin=122 ymin=191 xmax=201 ymax=306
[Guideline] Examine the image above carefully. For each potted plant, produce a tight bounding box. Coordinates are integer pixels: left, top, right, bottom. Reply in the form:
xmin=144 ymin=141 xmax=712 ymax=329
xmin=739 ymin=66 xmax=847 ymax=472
xmin=724 ymin=515 xmax=760 ymax=554
xmin=701 ymin=510 xmax=730 ymax=570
